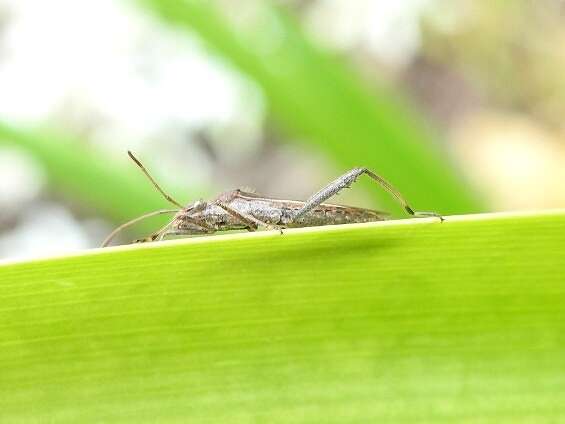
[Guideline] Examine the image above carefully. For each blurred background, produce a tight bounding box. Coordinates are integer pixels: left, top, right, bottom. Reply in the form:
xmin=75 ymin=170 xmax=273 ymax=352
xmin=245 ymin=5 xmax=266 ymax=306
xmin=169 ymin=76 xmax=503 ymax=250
xmin=1 ymin=0 xmax=564 ymax=260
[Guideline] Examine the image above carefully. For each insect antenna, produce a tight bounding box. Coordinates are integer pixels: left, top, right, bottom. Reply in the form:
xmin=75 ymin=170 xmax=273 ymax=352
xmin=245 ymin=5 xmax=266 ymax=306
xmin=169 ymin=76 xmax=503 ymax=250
xmin=101 ymin=209 xmax=179 ymax=247
xmin=128 ymin=151 xmax=184 ymax=209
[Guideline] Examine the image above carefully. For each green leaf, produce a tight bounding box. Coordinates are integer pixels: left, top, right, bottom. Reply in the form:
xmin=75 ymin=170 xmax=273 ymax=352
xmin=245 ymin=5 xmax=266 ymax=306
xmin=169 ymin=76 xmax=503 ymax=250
xmin=139 ymin=0 xmax=483 ymax=215
xmin=1 ymin=211 xmax=564 ymax=422
xmin=0 ymin=122 xmax=205 ymax=233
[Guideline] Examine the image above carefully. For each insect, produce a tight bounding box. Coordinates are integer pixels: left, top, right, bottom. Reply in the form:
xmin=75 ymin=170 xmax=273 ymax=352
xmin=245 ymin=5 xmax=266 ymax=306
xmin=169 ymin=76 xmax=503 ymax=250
xmin=101 ymin=151 xmax=443 ymax=247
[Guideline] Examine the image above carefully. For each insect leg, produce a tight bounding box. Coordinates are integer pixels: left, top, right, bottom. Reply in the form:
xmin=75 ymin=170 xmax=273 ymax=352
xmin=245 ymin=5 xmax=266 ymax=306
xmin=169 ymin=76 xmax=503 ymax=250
xmin=215 ymin=200 xmax=283 ymax=234
xmin=101 ymin=209 xmax=179 ymax=247
xmin=134 ymin=218 xmax=176 ymax=243
xmin=291 ymin=168 xmax=443 ymax=222
xmin=135 ymin=215 xmax=213 ymax=243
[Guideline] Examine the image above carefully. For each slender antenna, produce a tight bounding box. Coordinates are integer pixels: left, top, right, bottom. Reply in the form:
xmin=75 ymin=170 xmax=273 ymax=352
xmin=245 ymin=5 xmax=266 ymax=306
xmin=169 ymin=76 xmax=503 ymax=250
xmin=128 ymin=151 xmax=184 ymax=208
xmin=101 ymin=209 xmax=179 ymax=247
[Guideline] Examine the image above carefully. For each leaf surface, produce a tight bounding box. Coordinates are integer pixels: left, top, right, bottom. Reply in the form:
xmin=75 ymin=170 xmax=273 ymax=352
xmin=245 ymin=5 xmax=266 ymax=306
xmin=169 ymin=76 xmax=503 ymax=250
xmin=1 ymin=211 xmax=564 ymax=422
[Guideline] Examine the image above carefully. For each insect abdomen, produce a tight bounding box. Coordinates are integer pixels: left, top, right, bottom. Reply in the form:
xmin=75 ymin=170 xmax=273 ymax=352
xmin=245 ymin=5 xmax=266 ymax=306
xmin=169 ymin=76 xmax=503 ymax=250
xmin=281 ymin=205 xmax=386 ymax=227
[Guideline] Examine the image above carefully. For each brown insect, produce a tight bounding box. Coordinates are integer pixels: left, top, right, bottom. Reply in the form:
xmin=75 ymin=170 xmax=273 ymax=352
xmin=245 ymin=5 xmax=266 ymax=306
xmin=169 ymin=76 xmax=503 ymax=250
xmin=101 ymin=151 xmax=442 ymax=247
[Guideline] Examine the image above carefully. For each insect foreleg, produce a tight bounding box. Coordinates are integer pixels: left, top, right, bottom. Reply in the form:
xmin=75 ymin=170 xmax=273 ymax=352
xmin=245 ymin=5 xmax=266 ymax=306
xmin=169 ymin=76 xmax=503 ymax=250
xmin=214 ymin=191 xmax=283 ymax=233
xmin=133 ymin=217 xmax=178 ymax=243
xmin=216 ymin=200 xmax=284 ymax=233
xmin=291 ymin=168 xmax=443 ymax=222
xmin=134 ymin=215 xmax=213 ymax=244
xmin=101 ymin=209 xmax=179 ymax=247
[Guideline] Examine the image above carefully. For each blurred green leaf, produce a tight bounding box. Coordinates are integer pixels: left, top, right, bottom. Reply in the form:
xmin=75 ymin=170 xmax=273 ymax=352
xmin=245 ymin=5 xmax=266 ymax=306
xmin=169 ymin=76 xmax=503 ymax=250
xmin=140 ymin=0 xmax=483 ymax=216
xmin=0 ymin=123 xmax=203 ymax=237
xmin=1 ymin=211 xmax=564 ymax=421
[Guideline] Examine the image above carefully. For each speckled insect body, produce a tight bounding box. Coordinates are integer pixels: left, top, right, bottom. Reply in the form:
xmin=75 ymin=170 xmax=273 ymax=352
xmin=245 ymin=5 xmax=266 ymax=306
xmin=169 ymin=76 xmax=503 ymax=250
xmin=102 ymin=152 xmax=442 ymax=247
xmin=168 ymin=190 xmax=387 ymax=237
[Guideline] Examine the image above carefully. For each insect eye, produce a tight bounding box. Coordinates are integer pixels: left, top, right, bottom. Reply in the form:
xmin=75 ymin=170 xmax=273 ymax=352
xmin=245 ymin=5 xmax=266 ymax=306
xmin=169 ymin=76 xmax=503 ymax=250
xmin=187 ymin=199 xmax=207 ymax=213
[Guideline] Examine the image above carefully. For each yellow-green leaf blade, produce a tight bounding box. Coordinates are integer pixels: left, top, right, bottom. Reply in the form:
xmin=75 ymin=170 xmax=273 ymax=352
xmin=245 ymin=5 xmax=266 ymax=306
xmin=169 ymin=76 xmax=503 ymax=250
xmin=1 ymin=211 xmax=564 ymax=422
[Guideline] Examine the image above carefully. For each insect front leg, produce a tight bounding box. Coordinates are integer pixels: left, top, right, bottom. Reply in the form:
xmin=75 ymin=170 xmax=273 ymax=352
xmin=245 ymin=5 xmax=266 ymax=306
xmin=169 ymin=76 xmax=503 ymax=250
xmin=133 ymin=220 xmax=174 ymax=243
xmin=215 ymin=190 xmax=283 ymax=233
xmin=291 ymin=168 xmax=443 ymax=222
xmin=133 ymin=215 xmax=213 ymax=244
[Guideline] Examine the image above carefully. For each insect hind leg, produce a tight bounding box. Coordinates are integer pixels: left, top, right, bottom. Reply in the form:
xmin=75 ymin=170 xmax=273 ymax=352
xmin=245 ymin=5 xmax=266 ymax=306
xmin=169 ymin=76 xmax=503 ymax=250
xmin=291 ymin=167 xmax=443 ymax=222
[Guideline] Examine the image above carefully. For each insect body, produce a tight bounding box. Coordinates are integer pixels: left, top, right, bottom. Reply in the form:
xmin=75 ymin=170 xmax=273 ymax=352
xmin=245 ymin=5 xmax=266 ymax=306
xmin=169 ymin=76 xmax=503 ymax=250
xmin=170 ymin=190 xmax=386 ymax=236
xmin=102 ymin=152 xmax=442 ymax=247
